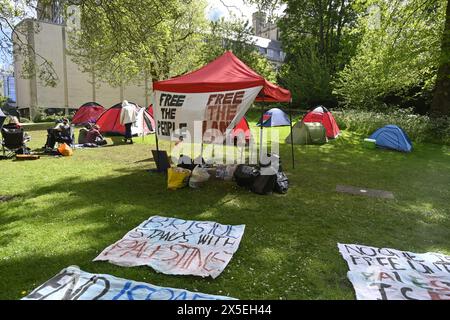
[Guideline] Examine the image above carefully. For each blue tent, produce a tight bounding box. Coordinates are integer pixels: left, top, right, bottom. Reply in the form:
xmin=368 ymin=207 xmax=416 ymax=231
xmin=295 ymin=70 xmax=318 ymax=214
xmin=369 ymin=125 xmax=412 ymax=152
xmin=0 ymin=108 xmax=6 ymax=130
xmin=257 ymin=108 xmax=290 ymax=127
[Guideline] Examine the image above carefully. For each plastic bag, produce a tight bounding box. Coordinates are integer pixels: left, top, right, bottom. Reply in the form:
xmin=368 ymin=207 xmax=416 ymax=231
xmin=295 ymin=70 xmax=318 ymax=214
xmin=167 ymin=167 xmax=191 ymax=190
xmin=189 ymin=165 xmax=210 ymax=188
xmin=224 ymin=165 xmax=238 ymax=181
xmin=57 ymin=143 xmax=73 ymax=156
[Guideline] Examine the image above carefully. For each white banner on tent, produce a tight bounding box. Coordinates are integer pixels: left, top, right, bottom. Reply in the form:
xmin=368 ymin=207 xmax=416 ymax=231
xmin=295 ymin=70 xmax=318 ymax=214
xmin=94 ymin=216 xmax=245 ymax=279
xmin=23 ymin=266 xmax=235 ymax=300
xmin=338 ymin=243 xmax=450 ymax=300
xmin=153 ymin=87 xmax=262 ymax=142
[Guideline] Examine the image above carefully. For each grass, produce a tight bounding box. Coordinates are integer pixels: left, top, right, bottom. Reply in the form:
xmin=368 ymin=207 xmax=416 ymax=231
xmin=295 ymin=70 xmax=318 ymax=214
xmin=0 ymin=115 xmax=449 ymax=300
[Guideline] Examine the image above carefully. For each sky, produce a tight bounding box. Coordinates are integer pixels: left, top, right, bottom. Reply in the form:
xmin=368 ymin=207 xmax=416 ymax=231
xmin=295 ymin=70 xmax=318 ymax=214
xmin=206 ymin=0 xmax=258 ymax=22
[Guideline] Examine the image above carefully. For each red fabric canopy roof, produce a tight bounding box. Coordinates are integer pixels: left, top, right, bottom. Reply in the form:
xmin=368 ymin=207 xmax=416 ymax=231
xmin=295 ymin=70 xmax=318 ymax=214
xmin=153 ymin=51 xmax=291 ymax=103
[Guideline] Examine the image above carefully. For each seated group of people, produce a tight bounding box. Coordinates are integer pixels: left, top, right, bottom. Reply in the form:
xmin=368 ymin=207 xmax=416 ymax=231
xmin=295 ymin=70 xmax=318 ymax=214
xmin=44 ymin=119 xmax=107 ymax=151
xmin=78 ymin=123 xmax=107 ymax=147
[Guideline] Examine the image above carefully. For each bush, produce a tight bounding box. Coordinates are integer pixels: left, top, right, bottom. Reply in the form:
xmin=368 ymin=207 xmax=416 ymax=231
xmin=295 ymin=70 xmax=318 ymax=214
xmin=33 ymin=108 xmax=73 ymax=123
xmin=334 ymin=108 xmax=450 ymax=145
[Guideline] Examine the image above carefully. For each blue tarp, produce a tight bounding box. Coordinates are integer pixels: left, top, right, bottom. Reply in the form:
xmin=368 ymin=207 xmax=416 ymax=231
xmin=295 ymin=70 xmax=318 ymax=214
xmin=257 ymin=108 xmax=290 ymax=127
xmin=369 ymin=125 xmax=412 ymax=152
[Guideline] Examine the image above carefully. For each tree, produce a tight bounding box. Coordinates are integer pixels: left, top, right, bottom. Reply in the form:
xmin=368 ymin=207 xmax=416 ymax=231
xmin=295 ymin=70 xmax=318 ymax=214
xmin=430 ymin=0 xmax=450 ymax=116
xmin=200 ymin=17 xmax=276 ymax=83
xmin=1 ymin=0 xmax=58 ymax=86
xmin=66 ymin=0 xmax=208 ymax=87
xmin=333 ymin=0 xmax=447 ymax=112
xmin=278 ymin=0 xmax=358 ymax=107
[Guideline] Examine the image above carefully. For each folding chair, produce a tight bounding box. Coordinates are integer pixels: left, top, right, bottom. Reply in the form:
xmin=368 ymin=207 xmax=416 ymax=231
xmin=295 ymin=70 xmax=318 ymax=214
xmin=1 ymin=128 xmax=28 ymax=158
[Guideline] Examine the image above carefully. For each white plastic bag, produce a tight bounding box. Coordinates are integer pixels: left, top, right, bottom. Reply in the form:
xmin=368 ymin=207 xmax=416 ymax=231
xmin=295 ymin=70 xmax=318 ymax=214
xmin=189 ymin=165 xmax=210 ymax=188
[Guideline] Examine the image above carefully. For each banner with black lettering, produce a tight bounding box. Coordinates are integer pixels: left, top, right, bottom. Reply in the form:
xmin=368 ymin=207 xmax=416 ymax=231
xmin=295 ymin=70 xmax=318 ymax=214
xmin=94 ymin=216 xmax=245 ymax=279
xmin=23 ymin=266 xmax=235 ymax=300
xmin=338 ymin=243 xmax=450 ymax=300
xmin=153 ymin=87 xmax=262 ymax=142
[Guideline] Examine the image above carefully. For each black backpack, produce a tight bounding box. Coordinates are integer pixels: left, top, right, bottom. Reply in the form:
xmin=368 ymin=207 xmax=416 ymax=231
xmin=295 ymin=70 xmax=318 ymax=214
xmin=233 ymin=165 xmax=260 ymax=187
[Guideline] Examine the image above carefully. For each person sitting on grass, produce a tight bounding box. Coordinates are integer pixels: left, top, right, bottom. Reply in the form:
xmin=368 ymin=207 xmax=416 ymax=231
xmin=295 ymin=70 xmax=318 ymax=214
xmin=78 ymin=123 xmax=93 ymax=145
xmin=44 ymin=118 xmax=72 ymax=151
xmin=85 ymin=124 xmax=107 ymax=146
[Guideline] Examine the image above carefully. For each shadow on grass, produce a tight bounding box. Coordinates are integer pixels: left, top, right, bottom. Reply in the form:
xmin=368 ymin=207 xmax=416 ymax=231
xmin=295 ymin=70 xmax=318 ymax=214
xmin=1 ymin=129 xmax=449 ymax=300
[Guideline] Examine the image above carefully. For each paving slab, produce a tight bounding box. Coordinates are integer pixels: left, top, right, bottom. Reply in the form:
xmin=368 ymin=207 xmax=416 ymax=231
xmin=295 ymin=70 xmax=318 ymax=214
xmin=336 ymin=185 xmax=395 ymax=199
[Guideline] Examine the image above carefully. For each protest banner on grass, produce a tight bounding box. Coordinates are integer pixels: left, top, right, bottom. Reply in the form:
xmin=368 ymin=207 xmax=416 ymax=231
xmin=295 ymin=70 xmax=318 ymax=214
xmin=23 ymin=266 xmax=234 ymax=300
xmin=95 ymin=216 xmax=245 ymax=278
xmin=338 ymin=243 xmax=450 ymax=300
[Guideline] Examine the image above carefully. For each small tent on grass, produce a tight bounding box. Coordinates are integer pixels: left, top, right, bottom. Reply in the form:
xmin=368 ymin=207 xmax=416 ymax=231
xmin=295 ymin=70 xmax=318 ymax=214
xmin=286 ymin=122 xmax=327 ymax=145
xmin=369 ymin=125 xmax=412 ymax=152
xmin=72 ymin=102 xmax=105 ymax=126
xmin=257 ymin=108 xmax=290 ymax=127
xmin=0 ymin=108 xmax=6 ymax=130
xmin=96 ymin=102 xmax=155 ymax=136
xmin=230 ymin=117 xmax=252 ymax=144
xmin=303 ymin=106 xmax=340 ymax=138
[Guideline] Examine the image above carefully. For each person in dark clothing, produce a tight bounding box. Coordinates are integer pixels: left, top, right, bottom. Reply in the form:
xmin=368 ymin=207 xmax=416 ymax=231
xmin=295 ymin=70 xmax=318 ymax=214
xmin=85 ymin=124 xmax=107 ymax=146
xmin=44 ymin=118 xmax=72 ymax=150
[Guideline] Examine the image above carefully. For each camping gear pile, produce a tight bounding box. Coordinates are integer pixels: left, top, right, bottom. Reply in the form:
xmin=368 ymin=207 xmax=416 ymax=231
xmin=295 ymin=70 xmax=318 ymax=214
xmin=233 ymin=154 xmax=289 ymax=195
xmin=165 ymin=153 xmax=289 ymax=195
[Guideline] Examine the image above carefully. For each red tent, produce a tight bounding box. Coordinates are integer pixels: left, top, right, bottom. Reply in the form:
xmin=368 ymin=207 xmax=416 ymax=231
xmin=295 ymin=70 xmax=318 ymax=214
xmin=302 ymin=106 xmax=340 ymax=138
xmin=96 ymin=102 xmax=155 ymax=136
xmin=153 ymin=51 xmax=291 ymax=102
xmin=72 ymin=102 xmax=105 ymax=126
xmin=231 ymin=117 xmax=252 ymax=144
xmin=147 ymin=104 xmax=154 ymax=117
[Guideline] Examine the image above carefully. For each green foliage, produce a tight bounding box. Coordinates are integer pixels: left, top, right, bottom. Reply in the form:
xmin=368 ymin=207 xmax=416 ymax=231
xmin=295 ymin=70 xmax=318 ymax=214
xmin=33 ymin=107 xmax=72 ymax=123
xmin=1 ymin=0 xmax=58 ymax=87
xmin=333 ymin=0 xmax=447 ymax=111
xmin=334 ymin=108 xmax=450 ymax=145
xmin=200 ymin=18 xmax=277 ymax=82
xmin=67 ymin=0 xmax=208 ymax=85
xmin=279 ymin=46 xmax=333 ymax=107
xmin=278 ymin=0 xmax=359 ymax=107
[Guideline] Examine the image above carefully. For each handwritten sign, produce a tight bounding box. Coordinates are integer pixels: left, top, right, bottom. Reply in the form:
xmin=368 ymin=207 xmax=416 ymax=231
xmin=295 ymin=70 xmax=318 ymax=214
xmin=338 ymin=243 xmax=450 ymax=300
xmin=94 ymin=216 xmax=245 ymax=278
xmin=23 ymin=266 xmax=235 ymax=300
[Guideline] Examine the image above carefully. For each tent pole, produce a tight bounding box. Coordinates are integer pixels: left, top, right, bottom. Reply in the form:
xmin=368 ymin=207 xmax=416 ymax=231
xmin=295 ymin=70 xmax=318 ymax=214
xmin=259 ymin=94 xmax=265 ymax=163
xmin=155 ymin=130 xmax=161 ymax=172
xmin=289 ymin=102 xmax=295 ymax=169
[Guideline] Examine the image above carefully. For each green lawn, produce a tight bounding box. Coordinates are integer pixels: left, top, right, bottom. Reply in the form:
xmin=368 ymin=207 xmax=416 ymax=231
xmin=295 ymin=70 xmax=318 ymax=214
xmin=0 ymin=119 xmax=449 ymax=300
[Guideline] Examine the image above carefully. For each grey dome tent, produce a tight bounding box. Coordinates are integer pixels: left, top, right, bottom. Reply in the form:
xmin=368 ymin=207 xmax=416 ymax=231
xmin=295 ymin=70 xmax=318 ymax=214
xmin=286 ymin=121 xmax=327 ymax=145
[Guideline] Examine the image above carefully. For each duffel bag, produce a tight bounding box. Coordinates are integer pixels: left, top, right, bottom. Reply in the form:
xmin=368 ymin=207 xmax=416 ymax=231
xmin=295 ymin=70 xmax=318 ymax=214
xmin=233 ymin=164 xmax=260 ymax=187
xmin=251 ymin=174 xmax=277 ymax=195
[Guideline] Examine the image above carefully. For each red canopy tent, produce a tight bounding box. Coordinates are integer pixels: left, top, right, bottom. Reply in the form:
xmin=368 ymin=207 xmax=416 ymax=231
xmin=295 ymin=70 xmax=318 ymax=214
xmin=154 ymin=51 xmax=291 ymax=102
xmin=153 ymin=51 xmax=294 ymax=167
